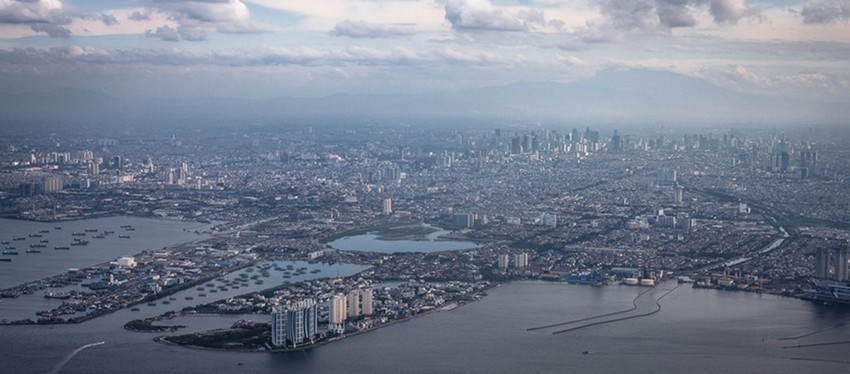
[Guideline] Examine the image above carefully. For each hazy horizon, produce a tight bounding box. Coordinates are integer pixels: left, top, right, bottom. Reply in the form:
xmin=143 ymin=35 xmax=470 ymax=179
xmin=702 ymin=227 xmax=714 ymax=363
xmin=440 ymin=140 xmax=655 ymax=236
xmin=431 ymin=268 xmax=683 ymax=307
xmin=1 ymin=0 xmax=849 ymax=125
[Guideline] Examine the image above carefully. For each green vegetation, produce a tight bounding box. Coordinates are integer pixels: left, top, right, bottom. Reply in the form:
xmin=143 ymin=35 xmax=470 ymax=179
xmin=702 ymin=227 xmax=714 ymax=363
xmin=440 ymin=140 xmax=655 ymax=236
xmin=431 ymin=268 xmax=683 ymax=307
xmin=124 ymin=318 xmax=184 ymax=333
xmin=164 ymin=324 xmax=270 ymax=350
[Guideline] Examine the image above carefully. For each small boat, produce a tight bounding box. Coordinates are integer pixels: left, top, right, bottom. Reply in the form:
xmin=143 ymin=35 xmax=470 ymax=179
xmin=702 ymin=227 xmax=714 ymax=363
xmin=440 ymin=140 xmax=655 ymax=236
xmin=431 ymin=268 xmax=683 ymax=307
xmin=92 ymin=235 xmax=106 ymax=239
xmin=184 ymin=296 xmax=194 ymax=300
xmin=26 ymin=249 xmax=42 ymax=253
xmin=54 ymin=246 xmax=70 ymax=250
xmin=39 ymin=230 xmax=50 ymax=233
xmin=147 ymin=302 xmax=157 ymax=306
xmin=29 ymin=234 xmax=42 ymax=238
xmin=119 ymin=235 xmax=131 ymax=239
xmin=54 ymin=226 xmax=62 ymax=230
xmin=40 ymin=239 xmax=49 ymax=243
xmin=85 ymin=229 xmax=98 ymax=232
xmin=161 ymin=300 xmax=170 ymax=305
xmin=5 ymin=246 xmax=15 ymax=250
xmin=70 ymin=241 xmax=89 ymax=246
xmin=103 ymin=230 xmax=115 ymax=235
xmin=0 ymin=258 xmax=11 ymax=262
xmin=125 ymin=227 xmax=136 ymax=231
xmin=44 ymin=291 xmax=72 ymax=299
xmin=71 ymin=232 xmax=86 ymax=237
xmin=30 ymin=244 xmax=47 ymax=248
xmin=0 ymin=241 xmax=8 ymax=245
xmin=13 ymin=237 xmax=25 ymax=241
xmin=130 ymin=307 xmax=140 ymax=311
xmin=2 ymin=250 xmax=18 ymax=255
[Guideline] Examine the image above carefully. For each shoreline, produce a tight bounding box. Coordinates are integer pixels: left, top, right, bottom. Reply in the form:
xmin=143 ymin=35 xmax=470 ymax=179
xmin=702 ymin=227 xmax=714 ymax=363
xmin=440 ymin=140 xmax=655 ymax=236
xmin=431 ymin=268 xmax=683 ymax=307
xmin=151 ymin=286 xmax=491 ymax=354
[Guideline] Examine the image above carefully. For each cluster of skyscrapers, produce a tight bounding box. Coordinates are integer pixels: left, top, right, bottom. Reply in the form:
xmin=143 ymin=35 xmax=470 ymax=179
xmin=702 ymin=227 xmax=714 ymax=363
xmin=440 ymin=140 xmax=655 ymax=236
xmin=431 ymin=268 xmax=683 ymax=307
xmin=273 ymin=289 xmax=375 ymax=346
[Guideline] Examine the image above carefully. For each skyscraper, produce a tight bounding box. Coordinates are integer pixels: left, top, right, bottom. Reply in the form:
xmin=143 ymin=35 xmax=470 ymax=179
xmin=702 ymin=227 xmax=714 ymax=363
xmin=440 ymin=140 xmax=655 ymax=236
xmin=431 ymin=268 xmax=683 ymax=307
xmin=272 ymin=299 xmax=318 ymax=348
xmin=514 ymin=253 xmax=529 ymax=269
xmin=346 ymin=288 xmax=374 ymax=318
xmin=382 ymin=198 xmax=393 ymax=215
xmin=673 ymin=186 xmax=684 ymax=204
xmin=328 ymin=294 xmax=347 ymax=333
xmin=497 ymin=254 xmax=510 ymax=269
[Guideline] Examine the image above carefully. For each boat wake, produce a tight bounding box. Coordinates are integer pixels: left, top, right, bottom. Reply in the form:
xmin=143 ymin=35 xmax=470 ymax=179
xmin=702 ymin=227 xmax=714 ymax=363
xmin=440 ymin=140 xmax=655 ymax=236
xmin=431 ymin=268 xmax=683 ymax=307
xmin=48 ymin=341 xmax=105 ymax=374
xmin=552 ymin=285 xmax=681 ymax=335
xmin=527 ymin=288 xmax=654 ymax=332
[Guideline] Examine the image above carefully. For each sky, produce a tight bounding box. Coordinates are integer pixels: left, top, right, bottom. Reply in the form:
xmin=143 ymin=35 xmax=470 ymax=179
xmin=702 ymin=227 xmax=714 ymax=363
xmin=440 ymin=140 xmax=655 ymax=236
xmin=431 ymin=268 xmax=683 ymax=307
xmin=0 ymin=0 xmax=848 ymax=104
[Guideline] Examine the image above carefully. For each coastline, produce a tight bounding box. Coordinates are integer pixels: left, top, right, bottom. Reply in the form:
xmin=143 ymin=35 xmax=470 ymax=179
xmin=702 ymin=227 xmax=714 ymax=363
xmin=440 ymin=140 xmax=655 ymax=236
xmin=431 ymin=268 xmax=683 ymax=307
xmin=151 ymin=286 xmax=490 ymax=354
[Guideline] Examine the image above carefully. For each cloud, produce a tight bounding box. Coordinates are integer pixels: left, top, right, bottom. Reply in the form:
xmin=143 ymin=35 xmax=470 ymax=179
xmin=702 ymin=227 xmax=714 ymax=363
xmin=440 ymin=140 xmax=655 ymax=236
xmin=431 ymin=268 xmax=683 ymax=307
xmin=329 ymin=20 xmax=415 ymax=38
xmin=579 ymin=0 xmax=761 ymax=42
xmin=444 ymin=0 xmax=549 ymax=31
xmin=0 ymin=45 xmax=517 ymax=69
xmin=136 ymin=0 xmax=264 ymax=41
xmin=148 ymin=0 xmax=263 ymax=33
xmin=0 ymin=0 xmax=73 ymax=37
xmin=700 ymin=64 xmax=850 ymax=98
xmin=799 ymin=0 xmax=850 ymax=24
xmin=146 ymin=25 xmax=180 ymax=42
xmin=707 ymin=0 xmax=759 ymax=24
xmin=145 ymin=25 xmax=208 ymax=42
xmin=128 ymin=10 xmax=150 ymax=21
xmin=100 ymin=13 xmax=119 ymax=26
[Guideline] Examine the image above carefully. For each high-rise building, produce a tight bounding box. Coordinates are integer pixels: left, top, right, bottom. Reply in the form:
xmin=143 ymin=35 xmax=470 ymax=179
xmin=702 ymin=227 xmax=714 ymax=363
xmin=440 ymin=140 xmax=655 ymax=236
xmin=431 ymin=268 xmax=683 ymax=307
xmin=42 ymin=176 xmax=63 ymax=194
xmin=382 ymin=198 xmax=392 ymax=215
xmin=328 ymin=294 xmax=347 ymax=333
xmin=514 ymin=253 xmax=529 ymax=269
xmin=673 ymin=186 xmax=684 ymax=204
xmin=361 ymin=289 xmax=373 ymax=315
xmin=816 ymin=248 xmax=830 ymax=279
xmin=271 ymin=299 xmax=318 ymax=348
xmin=87 ymin=160 xmax=99 ymax=176
xmin=453 ymin=213 xmax=473 ymax=228
xmin=497 ymin=254 xmax=510 ymax=269
xmin=346 ymin=288 xmax=373 ymax=318
xmin=610 ymin=130 xmax=621 ymax=152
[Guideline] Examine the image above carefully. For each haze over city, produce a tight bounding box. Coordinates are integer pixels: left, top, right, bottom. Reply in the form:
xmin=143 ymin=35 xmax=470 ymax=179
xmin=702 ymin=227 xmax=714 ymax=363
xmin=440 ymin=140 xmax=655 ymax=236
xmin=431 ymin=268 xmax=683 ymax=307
xmin=2 ymin=1 xmax=850 ymax=374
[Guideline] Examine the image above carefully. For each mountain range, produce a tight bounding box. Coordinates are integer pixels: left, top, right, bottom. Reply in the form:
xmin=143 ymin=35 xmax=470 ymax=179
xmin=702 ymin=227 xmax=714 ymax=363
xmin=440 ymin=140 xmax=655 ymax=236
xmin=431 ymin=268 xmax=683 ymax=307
xmin=1 ymin=69 xmax=845 ymax=126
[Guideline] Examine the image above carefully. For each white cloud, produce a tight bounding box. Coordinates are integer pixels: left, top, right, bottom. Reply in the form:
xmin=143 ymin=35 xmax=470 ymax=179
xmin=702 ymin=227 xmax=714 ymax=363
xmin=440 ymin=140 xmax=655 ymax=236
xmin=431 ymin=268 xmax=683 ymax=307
xmin=443 ymin=0 xmax=553 ymax=31
xmin=329 ymin=20 xmax=415 ymax=38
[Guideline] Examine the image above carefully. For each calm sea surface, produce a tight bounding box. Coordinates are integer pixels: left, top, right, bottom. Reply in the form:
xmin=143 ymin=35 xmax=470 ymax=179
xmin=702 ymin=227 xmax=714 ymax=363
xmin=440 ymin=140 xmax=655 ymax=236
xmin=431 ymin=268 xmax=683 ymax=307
xmin=0 ymin=218 xmax=848 ymax=373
